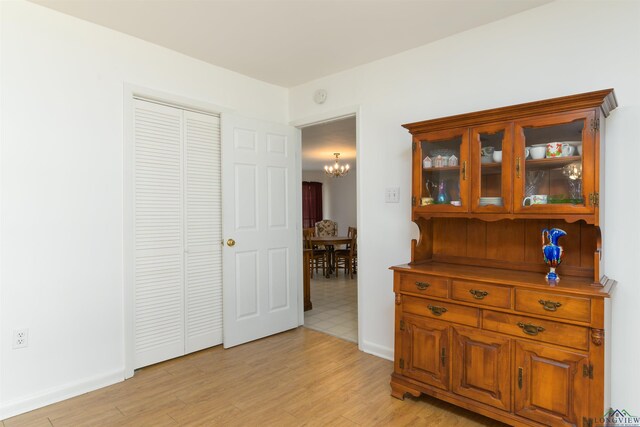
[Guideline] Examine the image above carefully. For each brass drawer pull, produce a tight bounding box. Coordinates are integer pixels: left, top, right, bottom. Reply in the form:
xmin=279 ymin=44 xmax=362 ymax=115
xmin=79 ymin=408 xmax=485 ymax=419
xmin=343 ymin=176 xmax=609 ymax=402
xmin=469 ymin=289 xmax=489 ymax=300
xmin=427 ymin=305 xmax=448 ymax=316
xmin=415 ymin=281 xmax=430 ymax=290
xmin=518 ymin=367 xmax=523 ymax=389
xmin=539 ymin=299 xmax=562 ymax=311
xmin=517 ymin=322 xmax=545 ymax=336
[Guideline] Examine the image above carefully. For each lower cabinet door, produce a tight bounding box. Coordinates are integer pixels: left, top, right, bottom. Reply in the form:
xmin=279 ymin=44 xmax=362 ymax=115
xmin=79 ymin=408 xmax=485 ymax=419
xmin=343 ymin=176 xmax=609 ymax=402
xmin=514 ymin=340 xmax=589 ymax=426
xmin=401 ymin=315 xmax=449 ymax=390
xmin=451 ymin=326 xmax=511 ymax=411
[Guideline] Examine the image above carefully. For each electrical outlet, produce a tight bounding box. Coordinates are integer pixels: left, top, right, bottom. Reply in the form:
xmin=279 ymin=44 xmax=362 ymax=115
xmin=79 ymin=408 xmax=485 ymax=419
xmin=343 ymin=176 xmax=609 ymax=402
xmin=385 ymin=187 xmax=400 ymax=203
xmin=13 ymin=329 xmax=28 ymax=349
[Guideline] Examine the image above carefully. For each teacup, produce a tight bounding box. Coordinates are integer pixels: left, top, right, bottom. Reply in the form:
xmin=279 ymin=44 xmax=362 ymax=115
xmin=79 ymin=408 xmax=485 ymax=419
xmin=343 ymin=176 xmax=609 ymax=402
xmin=562 ymin=144 xmax=575 ymax=157
xmin=577 ymin=144 xmax=583 ymax=156
xmin=481 ymin=146 xmax=495 ymax=157
xmin=524 ymin=147 xmax=530 ymax=159
xmin=522 ymin=194 xmax=548 ymax=206
xmin=546 ymin=142 xmax=562 ymax=158
xmin=530 ymin=146 xmax=546 ymax=159
xmin=492 ymin=150 xmax=502 ymax=163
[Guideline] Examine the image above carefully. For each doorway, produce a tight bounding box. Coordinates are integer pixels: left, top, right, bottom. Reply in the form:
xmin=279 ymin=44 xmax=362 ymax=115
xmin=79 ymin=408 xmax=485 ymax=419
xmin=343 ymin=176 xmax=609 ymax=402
xmin=300 ymin=116 xmax=358 ymax=343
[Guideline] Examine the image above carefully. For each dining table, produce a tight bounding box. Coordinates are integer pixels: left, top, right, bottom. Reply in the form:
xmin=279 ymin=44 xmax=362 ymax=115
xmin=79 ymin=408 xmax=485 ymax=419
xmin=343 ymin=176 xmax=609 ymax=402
xmin=309 ymin=235 xmax=352 ymax=278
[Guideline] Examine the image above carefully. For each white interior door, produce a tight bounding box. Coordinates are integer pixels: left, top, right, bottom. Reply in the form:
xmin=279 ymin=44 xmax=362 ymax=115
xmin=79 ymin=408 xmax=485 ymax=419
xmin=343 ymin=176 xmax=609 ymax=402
xmin=222 ymin=114 xmax=300 ymax=348
xmin=132 ymin=99 xmax=222 ymax=369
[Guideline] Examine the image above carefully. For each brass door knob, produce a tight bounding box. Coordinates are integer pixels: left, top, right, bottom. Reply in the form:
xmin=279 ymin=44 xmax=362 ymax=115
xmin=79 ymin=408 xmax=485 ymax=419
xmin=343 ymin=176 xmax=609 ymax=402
xmin=227 ymin=239 xmax=236 ymax=247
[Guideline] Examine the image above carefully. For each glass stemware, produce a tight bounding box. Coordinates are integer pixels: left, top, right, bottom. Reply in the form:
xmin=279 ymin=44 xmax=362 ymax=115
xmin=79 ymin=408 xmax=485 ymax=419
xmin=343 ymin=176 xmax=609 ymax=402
xmin=524 ymin=170 xmax=545 ymax=197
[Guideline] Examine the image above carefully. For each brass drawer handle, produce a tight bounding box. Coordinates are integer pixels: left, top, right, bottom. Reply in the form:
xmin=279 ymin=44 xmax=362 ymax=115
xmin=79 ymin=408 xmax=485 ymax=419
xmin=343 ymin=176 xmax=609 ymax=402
xmin=517 ymin=322 xmax=545 ymax=336
xmin=539 ymin=299 xmax=562 ymax=311
xmin=469 ymin=289 xmax=489 ymax=300
xmin=427 ymin=305 xmax=448 ymax=316
xmin=518 ymin=367 xmax=523 ymax=389
xmin=415 ymin=281 xmax=430 ymax=290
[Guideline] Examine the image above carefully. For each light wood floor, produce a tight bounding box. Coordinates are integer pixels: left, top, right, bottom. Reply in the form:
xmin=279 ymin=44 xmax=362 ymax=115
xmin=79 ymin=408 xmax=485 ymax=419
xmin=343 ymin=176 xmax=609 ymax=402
xmin=3 ymin=328 xmax=504 ymax=426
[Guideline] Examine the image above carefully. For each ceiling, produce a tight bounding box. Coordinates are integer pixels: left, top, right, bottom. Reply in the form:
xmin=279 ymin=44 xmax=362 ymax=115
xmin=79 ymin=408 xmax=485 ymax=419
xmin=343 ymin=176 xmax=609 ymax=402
xmin=302 ymin=117 xmax=356 ymax=171
xmin=30 ymin=0 xmax=550 ymax=88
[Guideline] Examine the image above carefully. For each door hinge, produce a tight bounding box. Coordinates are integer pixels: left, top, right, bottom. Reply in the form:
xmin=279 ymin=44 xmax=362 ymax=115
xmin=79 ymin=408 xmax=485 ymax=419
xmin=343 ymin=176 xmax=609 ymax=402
xmin=583 ymin=417 xmax=593 ymax=427
xmin=399 ymin=358 xmax=404 ymax=369
xmin=399 ymin=320 xmax=405 ymax=331
xmin=412 ymin=196 xmax=416 ymax=207
xmin=583 ymin=363 xmax=594 ymax=379
xmin=590 ymin=118 xmax=600 ymax=133
xmin=412 ymin=141 xmax=417 ymax=152
xmin=589 ymin=192 xmax=600 ymax=207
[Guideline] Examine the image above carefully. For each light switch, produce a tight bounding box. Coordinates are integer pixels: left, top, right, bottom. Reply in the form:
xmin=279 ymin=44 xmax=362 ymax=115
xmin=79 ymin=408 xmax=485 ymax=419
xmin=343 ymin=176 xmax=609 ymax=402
xmin=385 ymin=187 xmax=400 ymax=203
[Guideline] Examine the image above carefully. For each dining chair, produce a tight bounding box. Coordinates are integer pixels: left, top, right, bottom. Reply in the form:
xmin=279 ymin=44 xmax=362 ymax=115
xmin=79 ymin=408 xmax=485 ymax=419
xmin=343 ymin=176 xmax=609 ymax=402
xmin=303 ymin=228 xmax=326 ymax=278
xmin=315 ymin=219 xmax=338 ymax=237
xmin=346 ymin=226 xmax=357 ymax=249
xmin=335 ymin=228 xmax=357 ymax=279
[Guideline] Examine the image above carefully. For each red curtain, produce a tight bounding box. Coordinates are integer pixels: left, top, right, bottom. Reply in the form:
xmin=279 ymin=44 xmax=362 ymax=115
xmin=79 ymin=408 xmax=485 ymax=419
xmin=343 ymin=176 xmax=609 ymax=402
xmin=302 ymin=181 xmax=323 ymax=228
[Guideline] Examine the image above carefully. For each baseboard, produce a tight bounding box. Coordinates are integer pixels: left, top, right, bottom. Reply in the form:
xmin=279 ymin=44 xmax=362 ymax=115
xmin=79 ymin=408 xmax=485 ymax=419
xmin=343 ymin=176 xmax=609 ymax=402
xmin=0 ymin=369 xmax=124 ymax=420
xmin=361 ymin=339 xmax=393 ymax=361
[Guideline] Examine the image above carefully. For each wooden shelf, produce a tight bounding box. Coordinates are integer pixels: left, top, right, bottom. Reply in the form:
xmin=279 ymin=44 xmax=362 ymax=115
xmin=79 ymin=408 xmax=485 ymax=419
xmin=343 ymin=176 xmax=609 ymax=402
xmin=525 ymin=156 xmax=581 ymax=168
xmin=423 ymin=166 xmax=460 ymax=172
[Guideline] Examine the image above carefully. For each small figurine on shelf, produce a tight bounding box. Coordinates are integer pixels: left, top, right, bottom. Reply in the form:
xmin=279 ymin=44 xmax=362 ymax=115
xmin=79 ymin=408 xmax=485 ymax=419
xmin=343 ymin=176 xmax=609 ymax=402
xmin=423 ymin=155 xmax=432 ymax=169
xmin=448 ymin=154 xmax=458 ymax=167
xmin=542 ymin=228 xmax=566 ymax=283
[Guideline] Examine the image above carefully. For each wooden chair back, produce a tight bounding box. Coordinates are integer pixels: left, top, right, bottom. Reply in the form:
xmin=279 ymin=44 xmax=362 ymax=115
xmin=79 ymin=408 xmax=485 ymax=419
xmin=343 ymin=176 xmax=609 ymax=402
xmin=315 ymin=220 xmax=338 ymax=237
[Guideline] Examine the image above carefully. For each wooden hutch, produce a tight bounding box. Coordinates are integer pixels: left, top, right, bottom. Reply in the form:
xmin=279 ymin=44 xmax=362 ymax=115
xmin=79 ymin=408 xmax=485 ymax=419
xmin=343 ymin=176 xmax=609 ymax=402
xmin=390 ymin=90 xmax=617 ymax=426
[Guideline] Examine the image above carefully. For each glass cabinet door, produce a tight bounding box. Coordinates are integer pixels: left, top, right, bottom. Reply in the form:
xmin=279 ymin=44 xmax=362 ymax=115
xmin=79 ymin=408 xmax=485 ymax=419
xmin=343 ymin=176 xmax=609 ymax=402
xmin=415 ymin=128 xmax=469 ymax=213
xmin=470 ymin=123 xmax=513 ymax=213
xmin=513 ymin=111 xmax=595 ymax=214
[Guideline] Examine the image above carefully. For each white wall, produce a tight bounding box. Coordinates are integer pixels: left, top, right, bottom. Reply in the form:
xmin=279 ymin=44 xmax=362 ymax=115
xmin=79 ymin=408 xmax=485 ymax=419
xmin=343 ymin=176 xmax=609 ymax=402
xmin=290 ymin=1 xmax=640 ymax=410
xmin=0 ymin=0 xmax=287 ymax=418
xmin=302 ymin=170 xmax=357 ymax=234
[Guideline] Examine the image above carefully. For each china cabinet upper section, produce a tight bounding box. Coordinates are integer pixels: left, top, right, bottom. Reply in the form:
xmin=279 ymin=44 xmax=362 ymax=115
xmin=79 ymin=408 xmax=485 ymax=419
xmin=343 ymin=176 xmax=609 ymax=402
xmin=404 ymin=89 xmax=617 ymax=225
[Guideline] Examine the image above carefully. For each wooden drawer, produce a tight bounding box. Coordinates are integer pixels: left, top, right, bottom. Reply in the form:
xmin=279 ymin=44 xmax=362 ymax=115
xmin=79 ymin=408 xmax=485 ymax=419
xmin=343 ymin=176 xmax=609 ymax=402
xmin=515 ymin=289 xmax=591 ymax=323
xmin=482 ymin=311 xmax=589 ymax=350
xmin=403 ymin=295 xmax=479 ymax=327
xmin=451 ymin=280 xmax=512 ymax=309
xmin=397 ymin=273 xmax=448 ymax=298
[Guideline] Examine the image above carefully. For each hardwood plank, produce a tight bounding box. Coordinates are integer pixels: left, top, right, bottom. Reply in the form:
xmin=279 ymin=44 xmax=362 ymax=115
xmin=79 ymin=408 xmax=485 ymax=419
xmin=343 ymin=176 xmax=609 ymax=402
xmin=580 ymin=222 xmax=597 ymax=268
xmin=466 ymin=219 xmax=487 ymax=259
xmin=433 ymin=218 xmax=467 ymax=257
xmin=3 ymin=329 xmax=501 ymax=426
xmin=486 ymin=220 xmax=524 ymax=262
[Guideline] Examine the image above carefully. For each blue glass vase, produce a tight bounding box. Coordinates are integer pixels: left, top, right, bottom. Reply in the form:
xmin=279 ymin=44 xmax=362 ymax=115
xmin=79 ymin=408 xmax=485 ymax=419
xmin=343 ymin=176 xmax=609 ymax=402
xmin=542 ymin=228 xmax=566 ymax=282
xmin=436 ymin=179 xmax=449 ymax=204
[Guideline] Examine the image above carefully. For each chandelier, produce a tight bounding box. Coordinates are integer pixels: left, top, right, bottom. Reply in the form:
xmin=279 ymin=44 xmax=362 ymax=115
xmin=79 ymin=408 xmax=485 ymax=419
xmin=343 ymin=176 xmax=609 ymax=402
xmin=324 ymin=153 xmax=350 ymax=177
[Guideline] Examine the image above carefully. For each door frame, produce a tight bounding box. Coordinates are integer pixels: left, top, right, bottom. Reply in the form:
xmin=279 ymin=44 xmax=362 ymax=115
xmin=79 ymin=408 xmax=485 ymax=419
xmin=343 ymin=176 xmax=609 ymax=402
xmin=290 ymin=106 xmax=362 ymax=349
xmin=123 ymin=84 xmax=233 ymax=378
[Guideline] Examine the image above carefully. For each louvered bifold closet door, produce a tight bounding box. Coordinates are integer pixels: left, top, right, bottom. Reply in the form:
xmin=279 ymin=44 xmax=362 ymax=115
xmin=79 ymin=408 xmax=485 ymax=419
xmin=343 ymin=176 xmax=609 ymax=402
xmin=133 ymin=100 xmax=185 ymax=368
xmin=183 ymin=111 xmax=223 ymax=353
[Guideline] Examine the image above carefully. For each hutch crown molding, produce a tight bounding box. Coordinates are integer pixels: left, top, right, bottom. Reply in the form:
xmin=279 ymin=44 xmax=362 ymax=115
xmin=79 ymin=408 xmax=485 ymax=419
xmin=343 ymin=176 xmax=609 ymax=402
xmin=391 ymin=89 xmax=617 ymax=426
